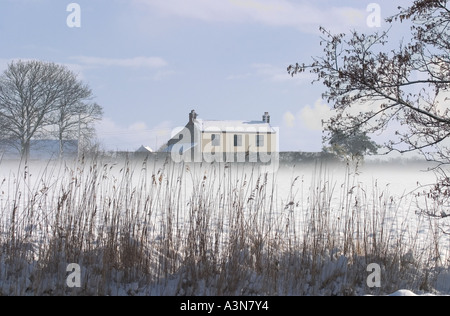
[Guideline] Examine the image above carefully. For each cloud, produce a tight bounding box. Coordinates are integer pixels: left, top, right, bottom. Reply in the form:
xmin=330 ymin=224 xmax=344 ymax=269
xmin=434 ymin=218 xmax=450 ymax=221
xmin=277 ymin=100 xmax=332 ymax=151
xmin=0 ymin=58 xmax=87 ymax=79
xmin=133 ymin=0 xmax=368 ymax=33
xmin=228 ymin=63 xmax=314 ymax=84
xmin=281 ymin=100 xmax=331 ymax=131
xmin=252 ymin=63 xmax=292 ymax=82
xmin=283 ymin=111 xmax=296 ymax=128
xmin=70 ymin=56 xmax=168 ymax=69
xmin=299 ymin=99 xmax=331 ymax=131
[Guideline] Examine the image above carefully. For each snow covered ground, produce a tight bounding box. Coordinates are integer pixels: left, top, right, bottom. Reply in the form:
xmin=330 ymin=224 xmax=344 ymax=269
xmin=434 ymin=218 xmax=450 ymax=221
xmin=0 ymin=156 xmax=449 ymax=296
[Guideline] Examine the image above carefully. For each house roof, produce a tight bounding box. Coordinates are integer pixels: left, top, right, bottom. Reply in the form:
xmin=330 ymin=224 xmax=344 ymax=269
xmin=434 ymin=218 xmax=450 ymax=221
xmin=136 ymin=145 xmax=153 ymax=153
xmin=193 ymin=119 xmax=276 ymax=133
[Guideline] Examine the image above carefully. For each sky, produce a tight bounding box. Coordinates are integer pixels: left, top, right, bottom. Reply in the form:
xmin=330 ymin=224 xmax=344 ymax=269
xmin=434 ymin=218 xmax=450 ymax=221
xmin=0 ymin=0 xmax=413 ymax=152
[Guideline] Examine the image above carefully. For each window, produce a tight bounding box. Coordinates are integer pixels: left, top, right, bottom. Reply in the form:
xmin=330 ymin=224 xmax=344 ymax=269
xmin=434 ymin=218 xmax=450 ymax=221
xmin=256 ymin=135 xmax=264 ymax=147
xmin=211 ymin=134 xmax=220 ymax=146
xmin=234 ymin=134 xmax=242 ymax=147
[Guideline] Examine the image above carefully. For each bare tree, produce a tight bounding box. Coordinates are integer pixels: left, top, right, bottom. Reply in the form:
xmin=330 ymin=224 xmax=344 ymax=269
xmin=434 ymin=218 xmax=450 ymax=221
xmin=288 ymin=0 xmax=450 ymax=226
xmin=50 ymin=74 xmax=103 ymax=158
xmin=0 ymin=60 xmax=102 ymax=159
xmin=59 ymin=102 xmax=103 ymax=158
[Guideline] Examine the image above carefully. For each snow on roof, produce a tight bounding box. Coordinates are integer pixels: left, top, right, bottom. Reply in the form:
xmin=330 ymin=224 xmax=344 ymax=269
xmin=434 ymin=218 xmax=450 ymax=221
xmin=136 ymin=145 xmax=153 ymax=152
xmin=193 ymin=119 xmax=276 ymax=133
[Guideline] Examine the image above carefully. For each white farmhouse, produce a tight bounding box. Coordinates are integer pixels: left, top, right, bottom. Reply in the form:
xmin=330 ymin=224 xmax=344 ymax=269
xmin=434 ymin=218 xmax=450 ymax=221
xmin=164 ymin=110 xmax=278 ymax=163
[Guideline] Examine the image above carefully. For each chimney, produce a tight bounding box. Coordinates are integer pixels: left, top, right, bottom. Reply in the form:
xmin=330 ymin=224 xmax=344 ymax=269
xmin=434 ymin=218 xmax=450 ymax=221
xmin=189 ymin=110 xmax=198 ymax=123
xmin=262 ymin=112 xmax=270 ymax=123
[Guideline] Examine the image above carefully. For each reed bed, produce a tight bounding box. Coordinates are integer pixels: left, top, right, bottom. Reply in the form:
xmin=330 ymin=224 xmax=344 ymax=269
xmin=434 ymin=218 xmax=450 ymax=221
xmin=0 ymin=155 xmax=448 ymax=296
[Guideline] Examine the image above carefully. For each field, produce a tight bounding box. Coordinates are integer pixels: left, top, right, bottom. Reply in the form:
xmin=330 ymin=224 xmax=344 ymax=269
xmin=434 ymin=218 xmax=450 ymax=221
xmin=0 ymin=154 xmax=449 ymax=296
